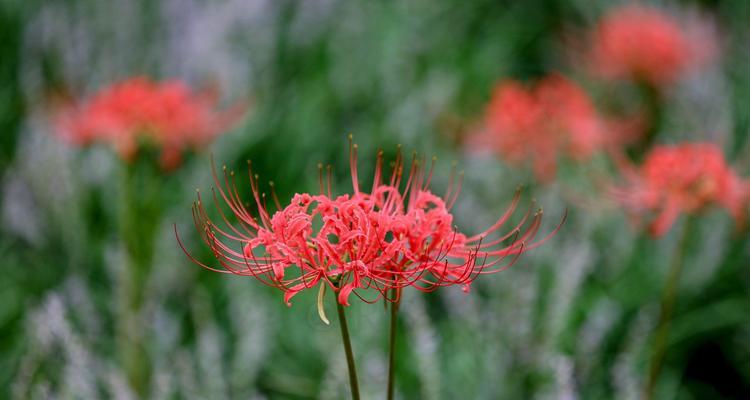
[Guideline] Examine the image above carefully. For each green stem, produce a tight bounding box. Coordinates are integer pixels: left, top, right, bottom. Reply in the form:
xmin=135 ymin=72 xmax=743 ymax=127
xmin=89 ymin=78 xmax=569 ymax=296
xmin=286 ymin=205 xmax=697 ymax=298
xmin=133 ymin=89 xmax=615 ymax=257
xmin=336 ymin=298 xmax=360 ymax=400
xmin=629 ymin=82 xmax=664 ymax=162
xmin=117 ymin=256 xmax=149 ymax=396
xmin=116 ymin=162 xmax=160 ymax=396
xmin=387 ymin=290 xmax=399 ymax=400
xmin=644 ymin=217 xmax=693 ymax=400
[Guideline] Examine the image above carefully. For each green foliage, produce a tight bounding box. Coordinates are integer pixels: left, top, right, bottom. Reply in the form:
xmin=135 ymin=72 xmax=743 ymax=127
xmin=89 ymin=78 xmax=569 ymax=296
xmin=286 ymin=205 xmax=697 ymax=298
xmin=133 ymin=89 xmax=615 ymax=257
xmin=1 ymin=1 xmax=749 ymax=399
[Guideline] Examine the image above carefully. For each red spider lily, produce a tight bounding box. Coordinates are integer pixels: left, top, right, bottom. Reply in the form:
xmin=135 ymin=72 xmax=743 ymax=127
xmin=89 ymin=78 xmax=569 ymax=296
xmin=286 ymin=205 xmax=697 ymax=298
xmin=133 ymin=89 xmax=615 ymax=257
xmin=56 ymin=77 xmax=244 ymax=170
xmin=177 ymin=138 xmax=563 ymax=308
xmin=589 ymin=4 xmax=716 ymax=87
xmin=613 ymin=143 xmax=747 ymax=237
xmin=471 ymin=74 xmax=605 ymax=181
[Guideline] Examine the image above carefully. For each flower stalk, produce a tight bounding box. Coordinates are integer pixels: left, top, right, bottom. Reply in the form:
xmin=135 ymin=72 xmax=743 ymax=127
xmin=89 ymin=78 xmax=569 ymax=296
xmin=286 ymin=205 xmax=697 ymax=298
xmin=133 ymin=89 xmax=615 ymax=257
xmin=644 ymin=216 xmax=694 ymax=400
xmin=386 ymin=288 xmax=400 ymax=400
xmin=633 ymin=81 xmax=664 ymax=160
xmin=117 ymin=160 xmax=161 ymax=396
xmin=335 ymin=294 xmax=360 ymax=400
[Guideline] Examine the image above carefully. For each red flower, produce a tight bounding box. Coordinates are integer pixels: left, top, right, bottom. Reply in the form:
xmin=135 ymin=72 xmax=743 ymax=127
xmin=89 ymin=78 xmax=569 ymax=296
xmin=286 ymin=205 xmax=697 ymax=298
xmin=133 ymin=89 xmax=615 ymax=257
xmin=178 ymin=139 xmax=562 ymax=307
xmin=471 ymin=74 xmax=605 ymax=181
xmin=589 ymin=4 xmax=715 ymax=87
xmin=56 ymin=77 xmax=244 ymax=170
xmin=614 ymin=143 xmax=746 ymax=237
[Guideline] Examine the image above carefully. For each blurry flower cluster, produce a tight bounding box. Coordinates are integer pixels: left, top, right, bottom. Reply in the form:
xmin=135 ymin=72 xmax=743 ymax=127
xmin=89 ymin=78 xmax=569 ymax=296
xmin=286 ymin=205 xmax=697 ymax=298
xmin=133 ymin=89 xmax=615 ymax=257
xmin=615 ymin=143 xmax=747 ymax=237
xmin=589 ymin=4 xmax=716 ymax=88
xmin=56 ymin=77 xmax=244 ymax=170
xmin=182 ymin=139 xmax=557 ymax=306
xmin=468 ymin=3 xmax=744 ymax=240
xmin=472 ymin=74 xmax=605 ymax=181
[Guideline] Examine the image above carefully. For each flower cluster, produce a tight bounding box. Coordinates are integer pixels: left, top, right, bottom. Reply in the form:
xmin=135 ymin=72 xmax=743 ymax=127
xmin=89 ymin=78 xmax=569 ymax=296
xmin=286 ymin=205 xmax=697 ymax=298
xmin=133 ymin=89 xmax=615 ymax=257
xmin=614 ymin=143 xmax=747 ymax=237
xmin=179 ymin=139 xmax=560 ymax=306
xmin=589 ymin=4 xmax=715 ymax=87
xmin=56 ymin=77 xmax=244 ymax=170
xmin=471 ymin=74 xmax=605 ymax=181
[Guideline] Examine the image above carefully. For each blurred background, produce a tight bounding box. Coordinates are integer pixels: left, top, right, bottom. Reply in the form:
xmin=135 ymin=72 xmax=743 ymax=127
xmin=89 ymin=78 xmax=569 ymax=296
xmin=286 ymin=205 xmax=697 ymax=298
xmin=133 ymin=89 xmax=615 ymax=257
xmin=2 ymin=0 xmax=749 ymax=399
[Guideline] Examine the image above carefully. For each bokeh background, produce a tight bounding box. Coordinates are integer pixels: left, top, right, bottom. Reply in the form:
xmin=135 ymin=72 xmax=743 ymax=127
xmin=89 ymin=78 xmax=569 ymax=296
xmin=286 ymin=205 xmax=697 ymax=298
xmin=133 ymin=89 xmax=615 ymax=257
xmin=2 ymin=0 xmax=750 ymax=399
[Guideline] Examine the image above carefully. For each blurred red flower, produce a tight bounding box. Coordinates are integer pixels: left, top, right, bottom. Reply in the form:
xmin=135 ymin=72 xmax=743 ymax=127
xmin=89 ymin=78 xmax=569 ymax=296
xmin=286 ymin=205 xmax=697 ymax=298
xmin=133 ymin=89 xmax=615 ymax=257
xmin=179 ymin=139 xmax=561 ymax=306
xmin=614 ymin=143 xmax=746 ymax=237
xmin=56 ymin=77 xmax=244 ymax=170
xmin=590 ymin=4 xmax=716 ymax=87
xmin=471 ymin=74 xmax=605 ymax=182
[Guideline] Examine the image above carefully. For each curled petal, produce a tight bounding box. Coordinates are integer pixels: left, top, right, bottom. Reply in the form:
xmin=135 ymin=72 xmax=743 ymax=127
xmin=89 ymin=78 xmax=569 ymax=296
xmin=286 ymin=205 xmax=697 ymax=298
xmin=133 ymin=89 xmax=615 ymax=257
xmin=337 ymin=283 xmax=356 ymax=306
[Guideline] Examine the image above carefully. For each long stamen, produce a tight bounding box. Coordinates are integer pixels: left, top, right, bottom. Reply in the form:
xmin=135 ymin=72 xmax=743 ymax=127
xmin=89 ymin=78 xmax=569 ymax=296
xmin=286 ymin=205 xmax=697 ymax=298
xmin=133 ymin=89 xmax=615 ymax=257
xmin=327 ymin=165 xmax=333 ymax=198
xmin=372 ymin=149 xmax=384 ymax=194
xmin=269 ymin=181 xmax=281 ymax=210
xmin=182 ymin=143 xmax=561 ymax=322
xmin=349 ymin=134 xmax=359 ymax=194
xmin=318 ymin=163 xmax=325 ymax=194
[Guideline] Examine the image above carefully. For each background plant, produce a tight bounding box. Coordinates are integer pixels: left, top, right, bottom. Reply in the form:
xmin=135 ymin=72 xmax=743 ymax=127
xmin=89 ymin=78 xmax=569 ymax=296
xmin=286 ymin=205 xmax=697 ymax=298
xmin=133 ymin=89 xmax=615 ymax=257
xmin=2 ymin=0 xmax=749 ymax=399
